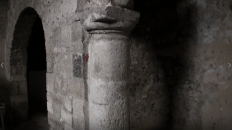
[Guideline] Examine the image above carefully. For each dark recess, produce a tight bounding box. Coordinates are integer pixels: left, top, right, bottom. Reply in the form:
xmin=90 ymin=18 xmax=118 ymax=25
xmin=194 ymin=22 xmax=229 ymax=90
xmin=27 ymin=15 xmax=47 ymax=118
xmin=132 ymin=0 xmax=196 ymax=129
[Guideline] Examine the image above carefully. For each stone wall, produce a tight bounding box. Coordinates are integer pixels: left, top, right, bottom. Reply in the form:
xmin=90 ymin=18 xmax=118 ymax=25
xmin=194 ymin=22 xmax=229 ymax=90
xmin=5 ymin=0 xmax=86 ymax=129
xmin=130 ymin=0 xmax=232 ymax=130
xmin=0 ymin=0 xmax=12 ymax=124
xmin=0 ymin=0 xmax=7 ymax=81
xmin=1 ymin=0 xmax=232 ymax=130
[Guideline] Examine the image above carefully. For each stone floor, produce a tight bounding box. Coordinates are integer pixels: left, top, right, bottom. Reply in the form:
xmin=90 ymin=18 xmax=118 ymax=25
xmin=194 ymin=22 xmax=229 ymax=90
xmin=1 ymin=113 xmax=49 ymax=130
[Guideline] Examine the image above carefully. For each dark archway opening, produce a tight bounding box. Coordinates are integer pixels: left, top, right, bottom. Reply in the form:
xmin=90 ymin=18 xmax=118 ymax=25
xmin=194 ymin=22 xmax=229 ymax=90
xmin=10 ymin=7 xmax=48 ymax=130
xmin=27 ymin=15 xmax=47 ymax=118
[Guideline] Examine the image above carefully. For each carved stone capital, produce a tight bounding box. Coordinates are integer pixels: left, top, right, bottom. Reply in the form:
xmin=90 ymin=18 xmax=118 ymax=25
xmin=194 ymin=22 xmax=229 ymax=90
xmin=81 ymin=1 xmax=140 ymax=36
xmin=91 ymin=0 xmax=134 ymax=9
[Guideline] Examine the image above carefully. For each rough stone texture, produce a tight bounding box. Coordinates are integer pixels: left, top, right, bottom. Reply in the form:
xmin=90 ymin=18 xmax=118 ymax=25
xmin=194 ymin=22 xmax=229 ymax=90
xmin=0 ymin=1 xmax=12 ymax=123
xmin=88 ymin=34 xmax=130 ymax=130
xmin=61 ymin=108 xmax=73 ymax=126
xmin=73 ymin=98 xmax=85 ymax=130
xmin=1 ymin=0 xmax=232 ymax=130
xmin=130 ymin=0 xmax=232 ymax=130
xmin=0 ymin=0 xmax=7 ymax=81
xmin=3 ymin=0 xmax=86 ymax=129
xmin=47 ymin=101 xmax=54 ymax=114
xmin=82 ymin=0 xmax=139 ymax=128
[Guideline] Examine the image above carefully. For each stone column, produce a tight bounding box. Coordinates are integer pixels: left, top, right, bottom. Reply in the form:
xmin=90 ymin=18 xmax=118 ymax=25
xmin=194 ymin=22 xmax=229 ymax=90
xmin=81 ymin=0 xmax=139 ymax=130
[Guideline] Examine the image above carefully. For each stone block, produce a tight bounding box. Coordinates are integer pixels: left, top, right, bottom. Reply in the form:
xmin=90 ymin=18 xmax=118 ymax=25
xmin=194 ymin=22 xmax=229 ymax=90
xmin=71 ymin=22 xmax=83 ymax=52
xmin=61 ymin=108 xmax=73 ymax=126
xmin=46 ymin=52 xmax=55 ymax=73
xmin=47 ymin=101 xmax=53 ymax=114
xmin=10 ymin=81 xmax=19 ymax=95
xmin=51 ymin=2 xmax=62 ymax=20
xmin=62 ymin=0 xmax=77 ymax=16
xmin=10 ymin=95 xmax=28 ymax=103
xmin=92 ymin=0 xmax=110 ymax=6
xmin=76 ymin=0 xmax=86 ymax=12
xmin=11 ymin=101 xmax=28 ymax=121
xmin=54 ymin=74 xmax=63 ymax=92
xmin=47 ymin=73 xmax=55 ymax=93
xmin=56 ymin=92 xmax=65 ymax=106
xmin=114 ymin=0 xmax=134 ymax=9
xmin=61 ymin=26 xmax=71 ymax=45
xmin=48 ymin=112 xmax=64 ymax=130
xmin=47 ymin=92 xmax=56 ymax=103
xmin=68 ymin=78 xmax=84 ymax=100
xmin=18 ymin=81 xmax=27 ymax=94
xmin=53 ymin=104 xmax=61 ymax=118
xmin=65 ymin=97 xmax=72 ymax=112
xmin=10 ymin=95 xmax=28 ymax=121
xmin=52 ymin=27 xmax=61 ymax=45
xmin=10 ymin=73 xmax=27 ymax=81
xmin=58 ymin=53 xmax=73 ymax=79
xmin=73 ymin=98 xmax=85 ymax=130
xmin=72 ymin=54 xmax=82 ymax=78
xmin=64 ymin=123 xmax=74 ymax=130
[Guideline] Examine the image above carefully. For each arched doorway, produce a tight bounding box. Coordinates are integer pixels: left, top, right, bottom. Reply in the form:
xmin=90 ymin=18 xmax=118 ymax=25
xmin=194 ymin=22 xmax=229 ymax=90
xmin=10 ymin=7 xmax=48 ymax=125
xmin=27 ymin=13 xmax=47 ymax=118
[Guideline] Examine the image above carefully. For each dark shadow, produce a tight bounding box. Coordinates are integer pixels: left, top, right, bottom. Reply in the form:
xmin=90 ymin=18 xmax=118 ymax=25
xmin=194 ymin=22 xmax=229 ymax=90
xmin=130 ymin=0 xmax=198 ymax=129
xmin=27 ymin=15 xmax=47 ymax=118
xmin=9 ymin=7 xmax=48 ymax=130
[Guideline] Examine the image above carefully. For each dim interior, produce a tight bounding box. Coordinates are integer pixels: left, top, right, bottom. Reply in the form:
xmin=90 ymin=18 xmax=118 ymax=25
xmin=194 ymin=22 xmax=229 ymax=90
xmin=0 ymin=0 xmax=232 ymax=130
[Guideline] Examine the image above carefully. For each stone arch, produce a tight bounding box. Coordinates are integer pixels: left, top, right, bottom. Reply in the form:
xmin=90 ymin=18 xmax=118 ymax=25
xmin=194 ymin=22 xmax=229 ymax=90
xmin=9 ymin=7 xmax=47 ymax=121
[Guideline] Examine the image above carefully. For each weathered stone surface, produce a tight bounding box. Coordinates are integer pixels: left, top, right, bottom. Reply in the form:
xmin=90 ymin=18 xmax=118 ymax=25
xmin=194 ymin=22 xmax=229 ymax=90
xmin=71 ymin=22 xmax=83 ymax=52
xmin=53 ymin=103 xmax=61 ymax=118
xmin=62 ymin=0 xmax=77 ymax=17
xmin=76 ymin=0 xmax=86 ymax=12
xmin=46 ymin=52 xmax=55 ymax=73
xmin=113 ymin=0 xmax=134 ymax=9
xmin=1 ymin=0 xmax=83 ymax=128
xmin=10 ymin=95 xmax=28 ymax=103
xmin=89 ymin=78 xmax=127 ymax=104
xmin=64 ymin=97 xmax=72 ymax=112
xmin=54 ymin=74 xmax=63 ymax=92
xmin=61 ymin=26 xmax=71 ymax=46
xmin=87 ymin=34 xmax=130 ymax=130
xmin=81 ymin=6 xmax=140 ymax=35
xmin=18 ymin=81 xmax=27 ymax=94
xmin=83 ymin=1 xmax=139 ymax=129
xmin=73 ymin=54 xmax=82 ymax=78
xmin=10 ymin=95 xmax=28 ymax=120
xmin=47 ymin=73 xmax=55 ymax=93
xmin=64 ymin=123 xmax=74 ymax=130
xmin=10 ymin=82 xmax=19 ymax=95
xmin=88 ymin=34 xmax=129 ymax=82
xmin=47 ymin=92 xmax=55 ymax=103
xmin=91 ymin=0 xmax=110 ymax=6
xmin=4 ymin=0 xmax=232 ymax=130
xmin=48 ymin=112 xmax=64 ymax=130
xmin=73 ymin=98 xmax=85 ymax=130
xmin=68 ymin=78 xmax=85 ymax=99
xmin=11 ymin=101 xmax=28 ymax=121
xmin=61 ymin=108 xmax=73 ymax=126
xmin=89 ymin=99 xmax=128 ymax=130
xmin=47 ymin=101 xmax=53 ymax=114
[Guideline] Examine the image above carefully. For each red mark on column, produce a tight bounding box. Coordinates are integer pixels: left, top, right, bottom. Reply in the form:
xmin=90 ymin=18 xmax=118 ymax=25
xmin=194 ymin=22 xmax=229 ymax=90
xmin=83 ymin=54 xmax=89 ymax=62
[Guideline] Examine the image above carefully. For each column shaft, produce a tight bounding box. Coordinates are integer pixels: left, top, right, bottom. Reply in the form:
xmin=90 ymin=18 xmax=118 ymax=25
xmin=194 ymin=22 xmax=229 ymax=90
xmin=88 ymin=34 xmax=129 ymax=130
